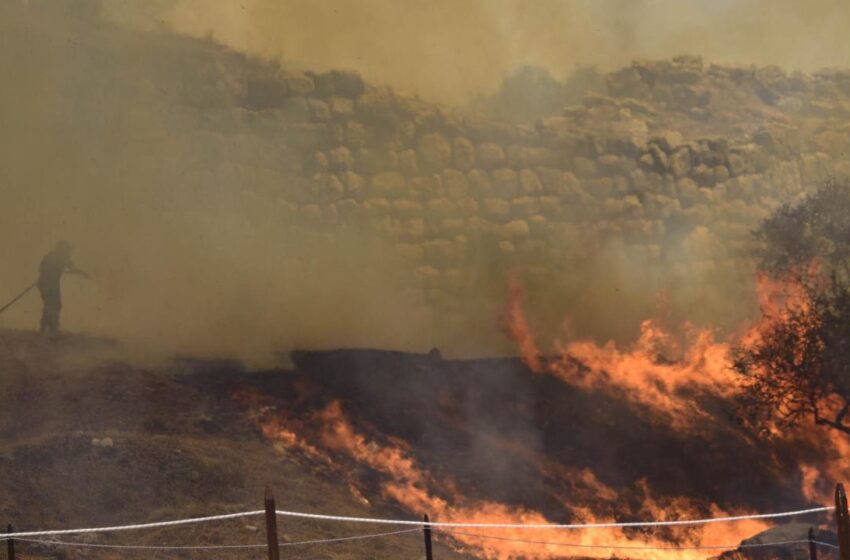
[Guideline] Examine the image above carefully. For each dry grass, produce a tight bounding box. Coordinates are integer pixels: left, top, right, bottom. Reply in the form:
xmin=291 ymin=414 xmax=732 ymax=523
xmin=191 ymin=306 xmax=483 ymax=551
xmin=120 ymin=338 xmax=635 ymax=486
xmin=0 ymin=329 xmax=474 ymax=560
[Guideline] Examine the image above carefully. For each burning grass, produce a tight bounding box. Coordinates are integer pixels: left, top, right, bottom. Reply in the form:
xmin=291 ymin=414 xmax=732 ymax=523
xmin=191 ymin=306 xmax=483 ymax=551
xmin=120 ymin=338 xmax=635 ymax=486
xmin=235 ymin=272 xmax=848 ymax=559
xmin=248 ymin=395 xmax=776 ymax=560
xmin=0 ymin=330 xmax=472 ymax=560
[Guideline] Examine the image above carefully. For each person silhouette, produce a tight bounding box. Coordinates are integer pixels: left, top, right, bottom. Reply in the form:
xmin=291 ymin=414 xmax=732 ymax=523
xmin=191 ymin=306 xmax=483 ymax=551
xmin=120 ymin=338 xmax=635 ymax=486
xmin=37 ymin=241 xmax=89 ymax=335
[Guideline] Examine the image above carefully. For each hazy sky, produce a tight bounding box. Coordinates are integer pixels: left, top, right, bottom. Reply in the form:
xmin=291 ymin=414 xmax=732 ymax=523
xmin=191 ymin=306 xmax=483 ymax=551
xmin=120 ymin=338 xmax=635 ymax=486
xmin=104 ymin=0 xmax=850 ymax=103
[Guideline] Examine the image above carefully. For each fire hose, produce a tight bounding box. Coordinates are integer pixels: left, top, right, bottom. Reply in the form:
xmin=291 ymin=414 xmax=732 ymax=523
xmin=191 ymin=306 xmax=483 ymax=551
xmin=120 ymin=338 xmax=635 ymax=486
xmin=0 ymin=282 xmax=37 ymax=316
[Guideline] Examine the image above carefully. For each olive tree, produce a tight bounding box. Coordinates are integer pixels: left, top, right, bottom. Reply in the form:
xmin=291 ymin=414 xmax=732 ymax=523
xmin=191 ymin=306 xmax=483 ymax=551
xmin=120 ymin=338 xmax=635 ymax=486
xmin=734 ymin=180 xmax=850 ymax=435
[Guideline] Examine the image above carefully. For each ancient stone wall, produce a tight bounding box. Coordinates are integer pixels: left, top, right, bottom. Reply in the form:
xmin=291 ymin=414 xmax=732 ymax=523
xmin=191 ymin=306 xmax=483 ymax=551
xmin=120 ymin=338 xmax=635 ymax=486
xmin=198 ymin=56 xmax=850 ymax=333
xmin=166 ymin=49 xmax=850 ymax=336
xmin=16 ymin=3 xmax=850 ymax=348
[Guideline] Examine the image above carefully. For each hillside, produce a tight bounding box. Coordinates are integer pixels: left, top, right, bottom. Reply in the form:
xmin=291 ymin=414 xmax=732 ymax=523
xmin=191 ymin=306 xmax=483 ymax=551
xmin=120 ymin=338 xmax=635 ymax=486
xmin=3 ymin=3 xmax=850 ymax=560
xmin=0 ymin=331 xmax=831 ymax=559
xmin=0 ymin=330 xmax=841 ymax=559
xmin=0 ymin=330 xmax=475 ymax=559
xmin=3 ymin=1 xmax=850 ymax=352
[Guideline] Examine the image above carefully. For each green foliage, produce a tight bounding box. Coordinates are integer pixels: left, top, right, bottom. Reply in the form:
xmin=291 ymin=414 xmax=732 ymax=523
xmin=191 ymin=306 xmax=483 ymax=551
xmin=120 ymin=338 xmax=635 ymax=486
xmin=754 ymin=179 xmax=850 ymax=281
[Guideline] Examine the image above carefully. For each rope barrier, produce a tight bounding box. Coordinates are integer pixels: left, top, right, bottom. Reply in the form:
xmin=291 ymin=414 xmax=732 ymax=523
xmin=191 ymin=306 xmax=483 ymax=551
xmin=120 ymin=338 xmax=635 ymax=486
xmin=11 ymin=530 xmax=840 ymax=554
xmin=274 ymin=505 xmax=834 ymax=529
xmin=14 ymin=528 xmax=421 ymax=551
xmin=278 ymin=527 xmax=420 ymax=547
xmin=3 ymin=510 xmax=265 ymax=538
xmin=437 ymin=529 xmax=838 ymax=551
xmin=3 ymin=505 xmax=832 ymax=537
xmin=18 ymin=538 xmax=266 ymax=551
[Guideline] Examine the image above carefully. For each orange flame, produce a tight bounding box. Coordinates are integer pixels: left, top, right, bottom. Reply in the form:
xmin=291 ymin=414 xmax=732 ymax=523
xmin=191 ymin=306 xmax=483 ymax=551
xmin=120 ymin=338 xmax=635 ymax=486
xmin=500 ymin=275 xmax=544 ymax=372
xmin=252 ymin=399 xmax=768 ymax=560
xmin=502 ymin=283 xmax=739 ymax=428
xmin=237 ymin=271 xmax=844 ymax=560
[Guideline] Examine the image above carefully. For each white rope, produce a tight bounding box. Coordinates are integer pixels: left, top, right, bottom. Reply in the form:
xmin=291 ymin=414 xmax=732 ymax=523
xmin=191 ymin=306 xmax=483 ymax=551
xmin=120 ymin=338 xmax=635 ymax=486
xmin=2 ymin=505 xmax=834 ymax=537
xmin=18 ymin=532 xmax=839 ymax=554
xmin=14 ymin=528 xmax=420 ymax=551
xmin=18 ymin=538 xmax=266 ymax=551
xmin=279 ymin=527 xmax=420 ymax=547
xmin=2 ymin=524 xmax=845 ymax=553
xmin=3 ymin=510 xmax=265 ymax=538
xmin=274 ymin=505 xmax=834 ymax=529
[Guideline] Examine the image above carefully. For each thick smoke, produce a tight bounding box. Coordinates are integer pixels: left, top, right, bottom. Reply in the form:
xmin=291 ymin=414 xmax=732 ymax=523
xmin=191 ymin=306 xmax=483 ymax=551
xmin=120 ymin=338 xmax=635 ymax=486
xmin=0 ymin=2 xmax=435 ymax=363
xmin=2 ymin=1 xmax=847 ymax=362
xmin=107 ymin=0 xmax=850 ymax=104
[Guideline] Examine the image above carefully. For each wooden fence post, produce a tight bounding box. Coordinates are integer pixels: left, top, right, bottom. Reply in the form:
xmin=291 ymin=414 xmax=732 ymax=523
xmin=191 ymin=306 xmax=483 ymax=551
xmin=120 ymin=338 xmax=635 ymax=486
xmin=836 ymin=483 xmax=850 ymax=560
xmin=809 ymin=527 xmax=818 ymax=560
xmin=423 ymin=514 xmax=433 ymax=560
xmin=5 ymin=524 xmax=14 ymax=560
xmin=265 ymin=487 xmax=280 ymax=560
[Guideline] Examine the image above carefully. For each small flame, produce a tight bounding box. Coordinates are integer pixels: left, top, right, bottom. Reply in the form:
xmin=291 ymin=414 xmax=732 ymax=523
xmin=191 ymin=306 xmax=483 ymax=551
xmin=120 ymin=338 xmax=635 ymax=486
xmin=500 ymin=275 xmax=545 ymax=372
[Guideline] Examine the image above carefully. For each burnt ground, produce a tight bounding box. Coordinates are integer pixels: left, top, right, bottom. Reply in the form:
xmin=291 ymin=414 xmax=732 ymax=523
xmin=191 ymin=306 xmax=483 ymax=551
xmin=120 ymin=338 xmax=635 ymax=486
xmin=232 ymin=349 xmax=828 ymax=518
xmin=0 ymin=329 xmax=838 ymax=559
xmin=0 ymin=330 xmax=473 ymax=560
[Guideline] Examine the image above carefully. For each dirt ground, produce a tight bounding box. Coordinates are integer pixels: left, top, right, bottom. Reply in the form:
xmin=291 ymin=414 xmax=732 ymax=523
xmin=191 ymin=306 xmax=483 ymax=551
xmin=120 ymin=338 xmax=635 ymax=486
xmin=0 ymin=329 xmax=474 ymax=560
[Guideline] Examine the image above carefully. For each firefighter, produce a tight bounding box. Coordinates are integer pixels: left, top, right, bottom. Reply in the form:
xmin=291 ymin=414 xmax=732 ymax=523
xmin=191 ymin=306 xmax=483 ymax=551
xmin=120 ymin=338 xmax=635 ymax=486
xmin=37 ymin=241 xmax=89 ymax=335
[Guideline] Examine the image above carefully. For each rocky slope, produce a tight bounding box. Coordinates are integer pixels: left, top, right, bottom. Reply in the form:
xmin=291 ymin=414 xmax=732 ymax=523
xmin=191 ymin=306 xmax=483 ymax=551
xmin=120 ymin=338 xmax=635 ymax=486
xmin=7 ymin=1 xmax=850 ymax=349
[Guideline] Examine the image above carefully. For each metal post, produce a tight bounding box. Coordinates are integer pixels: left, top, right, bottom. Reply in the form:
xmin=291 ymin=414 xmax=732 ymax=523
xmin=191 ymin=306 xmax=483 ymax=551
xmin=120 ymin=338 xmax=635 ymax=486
xmin=836 ymin=483 xmax=850 ymax=560
xmin=265 ymin=487 xmax=280 ymax=560
xmin=423 ymin=514 xmax=433 ymax=560
xmin=809 ymin=527 xmax=818 ymax=560
xmin=6 ymin=524 xmax=15 ymax=560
